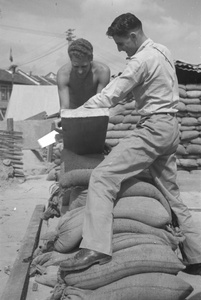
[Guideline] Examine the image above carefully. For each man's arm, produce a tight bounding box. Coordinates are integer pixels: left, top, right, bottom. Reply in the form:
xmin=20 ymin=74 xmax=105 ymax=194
xmin=83 ymin=59 xmax=141 ymax=109
xmin=57 ymin=66 xmax=70 ymax=110
xmin=96 ymin=64 xmax=111 ymax=93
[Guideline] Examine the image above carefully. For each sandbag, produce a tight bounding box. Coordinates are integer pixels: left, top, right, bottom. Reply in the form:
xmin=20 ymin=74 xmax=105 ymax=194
xmin=109 ymin=105 xmax=125 ymax=118
xmin=62 ymin=244 xmax=185 ymax=290
xmin=105 ymin=138 xmax=119 ymax=147
xmin=112 ymin=233 xmax=170 ymax=252
xmin=186 ymin=83 xmax=201 ymax=91
xmin=188 ymin=111 xmax=201 ymax=118
xmin=106 ymin=130 xmax=130 ymax=139
xmin=113 ymin=123 xmax=131 ymax=130
xmin=181 ymin=117 xmax=198 ymax=126
xmin=178 ymin=158 xmax=198 ymax=168
xmin=180 ymin=125 xmax=196 ymax=131
xmin=186 ymin=144 xmax=201 ymax=155
xmin=113 ymin=218 xmax=183 ymax=250
xmin=59 ymin=169 xmax=92 ymax=189
xmin=177 ymin=101 xmax=186 ymax=111
xmin=114 ymin=196 xmax=171 ymax=228
xmin=62 ymin=273 xmax=193 ymax=300
xmin=107 ymin=122 xmax=114 ymax=130
xmin=191 ymin=137 xmax=201 ymax=144
xmin=123 ymin=115 xmax=140 ymax=124
xmin=117 ymin=177 xmax=172 ymax=217
xmin=178 ymin=88 xmax=187 ymax=98
xmin=180 ymin=97 xmax=201 ymax=104
xmin=109 ymin=115 xmax=124 ymax=124
xmin=178 ymin=84 xmax=186 ymax=91
xmin=124 ymin=101 xmax=136 ymax=110
xmin=54 ymin=207 xmax=84 ymax=252
xmin=186 ymin=90 xmax=201 ymax=98
xmin=186 ymin=104 xmax=201 ymax=112
xmin=61 ymin=149 xmax=104 ymax=173
xmin=122 ymin=109 xmax=134 ymax=116
xmin=35 ymin=265 xmax=59 ymax=287
xmin=197 ymin=158 xmax=201 ymax=166
xmin=181 ymin=130 xmax=199 ymax=140
xmin=68 ymin=187 xmax=88 ymax=210
xmin=176 ymin=144 xmax=187 ymax=155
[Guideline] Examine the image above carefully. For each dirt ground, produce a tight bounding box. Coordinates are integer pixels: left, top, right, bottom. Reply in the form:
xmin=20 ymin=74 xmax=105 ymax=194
xmin=0 ymin=169 xmax=201 ymax=299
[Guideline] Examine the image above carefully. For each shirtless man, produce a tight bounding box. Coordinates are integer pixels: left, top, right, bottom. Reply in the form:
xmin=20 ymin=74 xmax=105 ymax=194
xmin=57 ymin=38 xmax=111 ymax=110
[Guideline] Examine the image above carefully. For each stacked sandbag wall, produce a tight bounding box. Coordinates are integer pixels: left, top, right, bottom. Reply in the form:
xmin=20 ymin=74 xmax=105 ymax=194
xmin=106 ymin=99 xmax=139 ymax=147
xmin=30 ymin=174 xmax=193 ymax=300
xmin=176 ymin=84 xmax=201 ymax=170
xmin=106 ymin=95 xmax=201 ymax=172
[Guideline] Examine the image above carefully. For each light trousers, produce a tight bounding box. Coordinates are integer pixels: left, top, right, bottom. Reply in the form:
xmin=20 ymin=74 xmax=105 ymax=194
xmin=80 ymin=114 xmax=201 ymax=264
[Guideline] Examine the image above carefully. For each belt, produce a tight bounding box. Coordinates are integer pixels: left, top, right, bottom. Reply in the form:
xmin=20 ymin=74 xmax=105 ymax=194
xmin=152 ymin=112 xmax=176 ymax=117
xmin=139 ymin=113 xmax=176 ymax=123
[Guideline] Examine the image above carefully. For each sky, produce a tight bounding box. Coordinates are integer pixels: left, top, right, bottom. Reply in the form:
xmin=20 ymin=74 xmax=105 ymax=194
xmin=0 ymin=0 xmax=200 ymax=76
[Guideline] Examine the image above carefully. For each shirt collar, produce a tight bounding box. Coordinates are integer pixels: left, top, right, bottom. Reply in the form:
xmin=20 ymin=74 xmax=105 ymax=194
xmin=126 ymin=38 xmax=153 ymax=60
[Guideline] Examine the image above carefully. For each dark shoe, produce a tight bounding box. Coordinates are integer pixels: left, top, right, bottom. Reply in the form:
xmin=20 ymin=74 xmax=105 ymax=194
xmin=60 ymin=248 xmax=111 ymax=271
xmin=182 ymin=263 xmax=201 ymax=275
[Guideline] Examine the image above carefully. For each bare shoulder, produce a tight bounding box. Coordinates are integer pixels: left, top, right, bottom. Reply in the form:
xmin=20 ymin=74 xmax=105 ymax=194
xmin=92 ymin=61 xmax=110 ymax=76
xmin=57 ymin=62 xmax=71 ymax=85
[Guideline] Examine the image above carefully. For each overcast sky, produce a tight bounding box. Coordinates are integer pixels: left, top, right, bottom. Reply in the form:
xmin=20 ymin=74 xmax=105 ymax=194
xmin=0 ymin=0 xmax=200 ymax=76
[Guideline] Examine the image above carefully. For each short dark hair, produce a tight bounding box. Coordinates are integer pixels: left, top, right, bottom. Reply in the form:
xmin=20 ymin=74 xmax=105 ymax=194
xmin=68 ymin=38 xmax=93 ymax=60
xmin=106 ymin=13 xmax=142 ymax=37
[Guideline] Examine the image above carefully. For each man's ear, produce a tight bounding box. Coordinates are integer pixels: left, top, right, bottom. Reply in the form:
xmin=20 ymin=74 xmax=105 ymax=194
xmin=129 ymin=31 xmax=137 ymax=41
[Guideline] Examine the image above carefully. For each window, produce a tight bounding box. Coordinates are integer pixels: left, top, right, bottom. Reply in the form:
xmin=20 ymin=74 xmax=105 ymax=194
xmin=0 ymin=85 xmax=12 ymax=101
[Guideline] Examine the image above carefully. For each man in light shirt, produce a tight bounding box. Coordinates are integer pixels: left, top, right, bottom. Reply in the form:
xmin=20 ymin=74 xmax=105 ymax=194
xmin=60 ymin=13 xmax=201 ymax=275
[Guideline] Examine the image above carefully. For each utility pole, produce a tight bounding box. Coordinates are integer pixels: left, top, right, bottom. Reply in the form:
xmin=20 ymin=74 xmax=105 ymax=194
xmin=8 ymin=64 xmax=18 ymax=91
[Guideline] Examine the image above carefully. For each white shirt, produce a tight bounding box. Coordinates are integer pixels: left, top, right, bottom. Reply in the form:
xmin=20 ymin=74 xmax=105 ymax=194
xmin=83 ymin=38 xmax=179 ymax=116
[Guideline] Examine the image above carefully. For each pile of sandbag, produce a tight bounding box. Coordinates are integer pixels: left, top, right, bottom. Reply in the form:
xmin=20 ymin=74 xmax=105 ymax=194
xmin=176 ymin=84 xmax=201 ymax=170
xmin=30 ymin=174 xmax=193 ymax=300
xmin=43 ymin=150 xmax=105 ymax=219
xmin=106 ymin=99 xmax=140 ymax=148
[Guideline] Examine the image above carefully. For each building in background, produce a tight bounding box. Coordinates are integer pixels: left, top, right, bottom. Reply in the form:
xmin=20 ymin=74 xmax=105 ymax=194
xmin=0 ymin=68 xmax=56 ymax=120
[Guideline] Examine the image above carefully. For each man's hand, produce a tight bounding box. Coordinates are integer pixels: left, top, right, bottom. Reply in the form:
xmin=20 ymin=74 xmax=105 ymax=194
xmin=54 ymin=118 xmax=63 ymax=134
xmin=103 ymin=142 xmax=112 ymax=155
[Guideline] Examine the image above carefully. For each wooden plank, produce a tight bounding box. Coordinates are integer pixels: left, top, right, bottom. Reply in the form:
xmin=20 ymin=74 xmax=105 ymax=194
xmin=0 ymin=130 xmax=23 ymax=136
xmin=1 ymin=205 xmax=45 ymax=300
xmin=26 ymin=111 xmax=47 ymax=120
xmin=47 ymin=121 xmax=56 ymax=162
xmin=0 ymin=144 xmax=23 ymax=152
xmin=0 ymin=154 xmax=23 ymax=162
xmin=7 ymin=118 xmax=14 ymax=131
xmin=26 ymin=215 xmax=60 ymax=300
xmin=0 ymin=149 xmax=23 ymax=156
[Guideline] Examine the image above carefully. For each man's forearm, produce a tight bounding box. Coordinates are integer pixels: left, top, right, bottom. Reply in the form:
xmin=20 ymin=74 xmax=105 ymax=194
xmin=83 ymin=93 xmax=112 ymax=108
xmin=83 ymin=72 xmax=133 ymax=109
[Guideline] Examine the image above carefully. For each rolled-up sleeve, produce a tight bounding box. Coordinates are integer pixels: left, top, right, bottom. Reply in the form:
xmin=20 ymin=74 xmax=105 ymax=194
xmin=83 ymin=59 xmax=142 ymax=109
